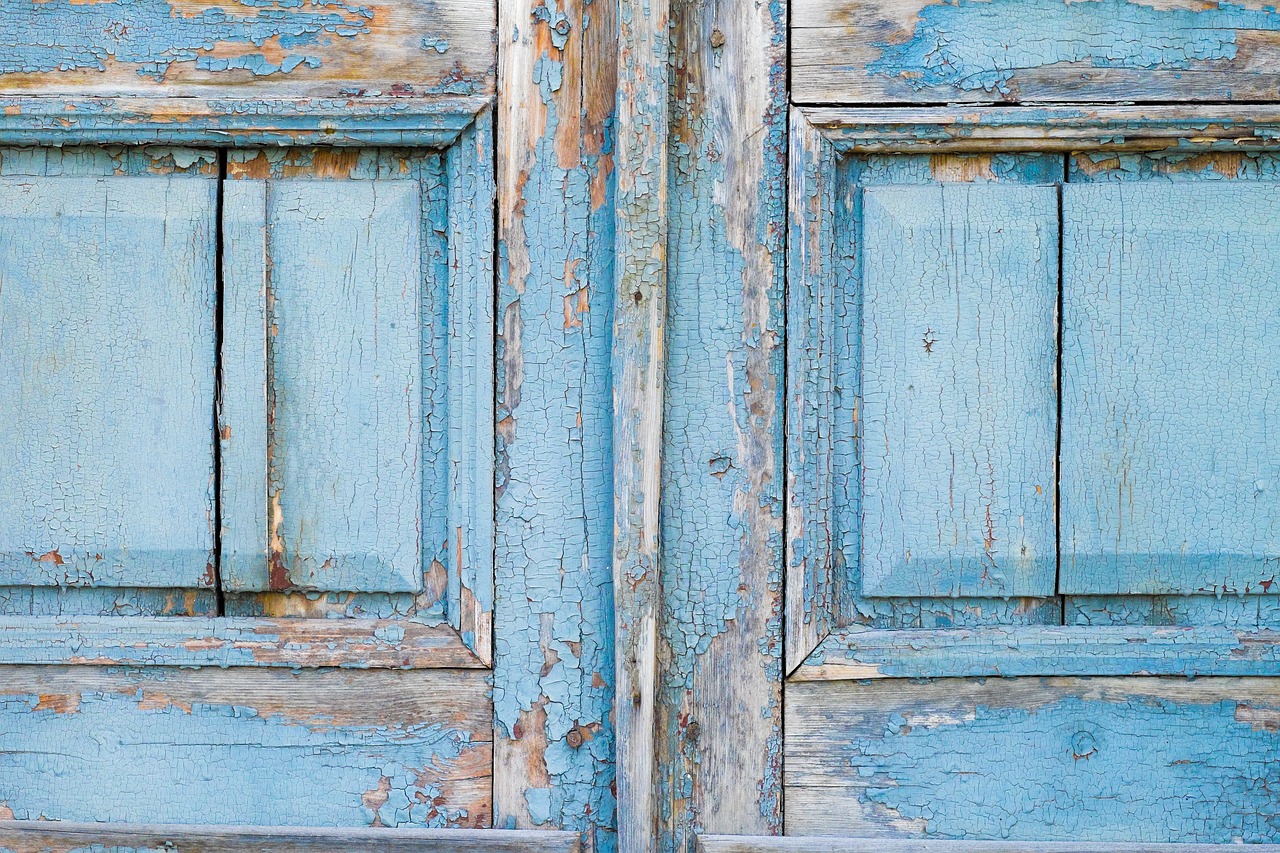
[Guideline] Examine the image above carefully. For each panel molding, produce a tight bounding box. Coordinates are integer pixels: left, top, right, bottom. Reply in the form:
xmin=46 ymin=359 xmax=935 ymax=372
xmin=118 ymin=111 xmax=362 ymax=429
xmin=784 ymin=104 xmax=1280 ymax=676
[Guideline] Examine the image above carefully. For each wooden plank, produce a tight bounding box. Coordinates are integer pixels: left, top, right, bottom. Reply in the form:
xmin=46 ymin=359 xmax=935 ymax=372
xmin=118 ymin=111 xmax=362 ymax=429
xmin=0 ymin=0 xmax=495 ymax=100
xmin=1061 ymin=182 xmax=1280 ymax=596
xmin=491 ymin=0 xmax=618 ymax=844
xmin=614 ymin=0 xmax=669 ymax=846
xmin=860 ymin=184 xmax=1057 ymax=598
xmin=0 ymin=587 xmax=216 ymax=617
xmin=0 ymin=666 xmax=492 ymax=827
xmin=803 ymin=105 xmax=1280 ymax=153
xmin=265 ymin=178 xmax=423 ymax=593
xmin=702 ymin=838 xmax=1280 ymax=853
xmin=0 ymin=174 xmax=217 ymax=588
xmin=658 ymin=0 xmax=788 ymax=846
xmin=0 ymin=822 xmax=579 ymax=853
xmin=793 ymin=626 xmax=1280 ymax=680
xmin=785 ymin=113 xmax=840 ymax=673
xmin=793 ymin=0 xmax=1280 ymax=105
xmin=445 ymin=113 xmax=496 ymax=664
xmin=0 ymin=616 xmax=481 ymax=669
xmin=785 ymin=677 xmax=1280 ymax=841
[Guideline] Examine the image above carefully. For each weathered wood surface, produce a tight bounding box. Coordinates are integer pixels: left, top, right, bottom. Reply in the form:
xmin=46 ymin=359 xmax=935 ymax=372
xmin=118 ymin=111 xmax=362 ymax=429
xmin=0 ymin=0 xmax=495 ymax=99
xmin=659 ymin=0 xmax=787 ymax=845
xmin=786 ymin=677 xmax=1280 ymax=841
xmin=793 ymin=0 xmax=1280 ymax=104
xmin=860 ymin=184 xmax=1057 ymax=598
xmin=492 ymin=0 xmax=618 ymax=845
xmin=0 ymin=822 xmax=579 ymax=853
xmin=614 ymin=0 xmax=668 ymax=847
xmin=1062 ymin=181 xmax=1280 ymax=597
xmin=794 ymin=626 xmax=1280 ymax=680
xmin=0 ymin=167 xmax=217 ymax=589
xmin=802 ymin=106 xmax=1280 ymax=153
xmin=0 ymin=666 xmax=492 ymax=827
xmin=0 ymin=616 xmax=481 ymax=668
xmin=701 ymin=838 xmax=1280 ymax=853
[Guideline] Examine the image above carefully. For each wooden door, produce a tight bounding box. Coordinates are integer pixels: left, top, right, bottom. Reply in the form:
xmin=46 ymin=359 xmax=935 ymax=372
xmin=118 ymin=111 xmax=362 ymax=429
xmin=604 ymin=0 xmax=1280 ymax=851
xmin=0 ymin=1 xmax=616 ymax=850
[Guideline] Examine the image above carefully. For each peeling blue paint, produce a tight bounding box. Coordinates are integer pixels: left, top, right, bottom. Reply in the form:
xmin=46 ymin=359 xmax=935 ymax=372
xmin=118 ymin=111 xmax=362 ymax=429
xmin=869 ymin=0 xmax=1280 ymax=94
xmin=850 ymin=695 xmax=1280 ymax=841
xmin=0 ymin=0 xmax=372 ymax=80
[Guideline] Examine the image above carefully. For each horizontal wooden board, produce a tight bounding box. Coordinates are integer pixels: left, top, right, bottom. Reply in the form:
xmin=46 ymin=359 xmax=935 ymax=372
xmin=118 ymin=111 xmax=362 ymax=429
xmin=0 ymin=822 xmax=577 ymax=853
xmin=794 ymin=0 xmax=1280 ymax=104
xmin=0 ymin=666 xmax=491 ymax=827
xmin=793 ymin=626 xmax=1280 ymax=680
xmin=786 ymin=677 xmax=1280 ymax=841
xmin=0 ymin=0 xmax=495 ymax=99
xmin=0 ymin=616 xmax=481 ymax=668
xmin=701 ymin=838 xmax=1280 ymax=853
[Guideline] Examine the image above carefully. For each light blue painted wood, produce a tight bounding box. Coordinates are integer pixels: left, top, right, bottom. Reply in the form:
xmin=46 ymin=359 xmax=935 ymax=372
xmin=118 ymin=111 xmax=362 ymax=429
xmin=265 ymin=179 xmax=423 ymax=593
xmin=220 ymin=179 xmax=270 ymax=592
xmin=1062 ymin=182 xmax=1280 ymax=596
xmin=445 ymin=114 xmax=496 ymax=659
xmin=0 ymin=175 xmax=217 ymax=587
xmin=860 ymin=183 xmax=1058 ymax=598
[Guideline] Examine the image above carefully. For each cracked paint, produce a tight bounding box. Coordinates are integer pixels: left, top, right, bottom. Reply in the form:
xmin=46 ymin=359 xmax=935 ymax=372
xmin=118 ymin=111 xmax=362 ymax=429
xmin=868 ymin=0 xmax=1280 ymax=96
xmin=494 ymin=0 xmax=616 ymax=848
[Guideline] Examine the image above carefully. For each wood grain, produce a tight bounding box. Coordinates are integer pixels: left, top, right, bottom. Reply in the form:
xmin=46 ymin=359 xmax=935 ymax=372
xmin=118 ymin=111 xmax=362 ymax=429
xmin=702 ymin=838 xmax=1280 ymax=853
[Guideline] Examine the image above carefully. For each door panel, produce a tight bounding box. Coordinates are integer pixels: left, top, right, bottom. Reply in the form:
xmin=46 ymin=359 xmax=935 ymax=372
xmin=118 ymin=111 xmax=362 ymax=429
xmin=1061 ymin=181 xmax=1280 ymax=597
xmin=861 ymin=184 xmax=1058 ymax=598
xmin=0 ymin=167 xmax=217 ymax=591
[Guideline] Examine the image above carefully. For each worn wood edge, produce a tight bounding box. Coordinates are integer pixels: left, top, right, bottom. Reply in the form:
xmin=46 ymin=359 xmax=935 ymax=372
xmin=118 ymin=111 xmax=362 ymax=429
xmin=613 ymin=0 xmax=670 ymax=846
xmin=785 ymin=110 xmax=839 ymax=676
xmin=801 ymin=105 xmax=1280 ymax=152
xmin=0 ymin=822 xmax=578 ymax=853
xmin=790 ymin=626 xmax=1280 ymax=681
xmin=446 ymin=106 xmax=498 ymax=667
xmin=0 ymin=97 xmax=491 ymax=147
xmin=0 ymin=616 xmax=485 ymax=669
xmin=698 ymin=837 xmax=1280 ymax=853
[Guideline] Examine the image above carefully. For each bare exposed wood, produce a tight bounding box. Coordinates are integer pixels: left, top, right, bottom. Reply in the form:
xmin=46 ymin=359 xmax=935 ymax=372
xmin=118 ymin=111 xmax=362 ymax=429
xmin=614 ymin=0 xmax=669 ymax=847
xmin=701 ymin=838 xmax=1280 ymax=853
xmin=0 ymin=823 xmax=578 ymax=853
xmin=793 ymin=626 xmax=1280 ymax=680
xmin=0 ymin=616 xmax=483 ymax=669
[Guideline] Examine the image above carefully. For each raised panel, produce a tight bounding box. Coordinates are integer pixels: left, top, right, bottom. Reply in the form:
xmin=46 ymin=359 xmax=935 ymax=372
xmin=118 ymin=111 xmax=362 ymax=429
xmin=222 ymin=176 xmax=424 ymax=593
xmin=861 ymin=183 xmax=1058 ymax=597
xmin=0 ymin=173 xmax=217 ymax=588
xmin=1061 ymin=182 xmax=1280 ymax=597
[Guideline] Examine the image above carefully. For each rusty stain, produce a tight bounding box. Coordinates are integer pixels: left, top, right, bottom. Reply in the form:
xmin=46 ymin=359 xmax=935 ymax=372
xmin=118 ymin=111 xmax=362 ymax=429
xmin=27 ymin=549 xmax=64 ymax=565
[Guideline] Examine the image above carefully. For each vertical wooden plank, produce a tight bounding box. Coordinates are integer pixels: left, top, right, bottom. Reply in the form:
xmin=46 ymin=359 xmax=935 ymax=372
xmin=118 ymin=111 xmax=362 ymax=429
xmin=1062 ymin=181 xmax=1280 ymax=597
xmin=785 ymin=112 xmax=839 ymax=673
xmin=614 ymin=0 xmax=668 ymax=846
xmin=859 ymin=184 xmax=1058 ymax=598
xmin=447 ymin=111 xmax=497 ymax=663
xmin=0 ymin=175 xmax=217 ymax=588
xmin=265 ymin=180 xmax=423 ymax=593
xmin=219 ymin=179 xmax=270 ymax=590
xmin=494 ymin=0 xmax=618 ymax=849
xmin=660 ymin=0 xmax=788 ymax=846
